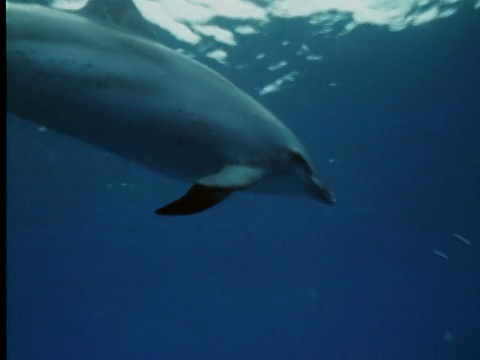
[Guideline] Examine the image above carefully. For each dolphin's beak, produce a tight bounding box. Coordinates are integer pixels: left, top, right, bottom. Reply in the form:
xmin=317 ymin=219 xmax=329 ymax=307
xmin=311 ymin=176 xmax=336 ymax=205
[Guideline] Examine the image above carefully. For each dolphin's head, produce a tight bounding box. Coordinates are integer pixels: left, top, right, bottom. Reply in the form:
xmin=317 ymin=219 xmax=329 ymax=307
xmin=252 ymin=146 xmax=336 ymax=204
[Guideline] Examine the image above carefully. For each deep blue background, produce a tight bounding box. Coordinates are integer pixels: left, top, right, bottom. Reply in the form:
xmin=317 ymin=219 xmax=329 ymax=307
xmin=7 ymin=2 xmax=480 ymax=359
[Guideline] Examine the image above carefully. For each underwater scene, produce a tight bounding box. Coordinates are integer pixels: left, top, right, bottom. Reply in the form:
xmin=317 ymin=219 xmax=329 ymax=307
xmin=6 ymin=0 xmax=480 ymax=358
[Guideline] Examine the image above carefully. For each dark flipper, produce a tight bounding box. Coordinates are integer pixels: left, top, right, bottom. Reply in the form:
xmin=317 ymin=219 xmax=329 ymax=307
xmin=155 ymin=184 xmax=233 ymax=215
xmin=156 ymin=165 xmax=265 ymax=216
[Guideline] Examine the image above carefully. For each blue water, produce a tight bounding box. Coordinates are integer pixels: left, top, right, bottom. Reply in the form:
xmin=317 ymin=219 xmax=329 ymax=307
xmin=7 ymin=2 xmax=480 ymax=359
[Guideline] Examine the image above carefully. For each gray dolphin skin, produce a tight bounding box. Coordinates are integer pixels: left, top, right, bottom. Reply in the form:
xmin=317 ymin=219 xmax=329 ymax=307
xmin=6 ymin=1 xmax=335 ymax=215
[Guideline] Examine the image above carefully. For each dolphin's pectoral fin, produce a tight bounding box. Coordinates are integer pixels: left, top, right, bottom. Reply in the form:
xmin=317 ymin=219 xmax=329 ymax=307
xmin=155 ymin=184 xmax=233 ymax=215
xmin=155 ymin=165 xmax=265 ymax=215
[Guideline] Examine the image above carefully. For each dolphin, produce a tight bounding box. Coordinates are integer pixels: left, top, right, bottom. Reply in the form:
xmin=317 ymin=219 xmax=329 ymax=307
xmin=6 ymin=1 xmax=335 ymax=215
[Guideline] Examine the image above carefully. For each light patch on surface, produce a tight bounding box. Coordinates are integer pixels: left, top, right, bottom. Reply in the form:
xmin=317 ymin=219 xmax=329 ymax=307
xmin=175 ymin=48 xmax=196 ymax=58
xmin=306 ymin=54 xmax=323 ymax=61
xmin=438 ymin=8 xmax=458 ymax=18
xmin=412 ymin=7 xmax=439 ymax=26
xmin=433 ymin=249 xmax=449 ymax=260
xmin=258 ymin=71 xmax=299 ymax=96
xmin=135 ymin=0 xmax=266 ymax=45
xmin=296 ymin=44 xmax=310 ymax=56
xmin=281 ymin=40 xmax=290 ymax=46
xmin=234 ymin=25 xmax=257 ymax=35
xmin=52 ymin=0 xmax=471 ymax=47
xmin=309 ymin=11 xmax=351 ymax=36
xmin=268 ymin=60 xmax=288 ymax=71
xmin=475 ymin=0 xmax=480 ymax=9
xmin=342 ymin=22 xmax=358 ymax=34
xmin=176 ymin=0 xmax=268 ymax=21
xmin=135 ymin=0 xmax=204 ymax=44
xmin=194 ymin=25 xmax=237 ymax=46
xmin=51 ymin=0 xmax=88 ymax=10
xmin=265 ymin=0 xmax=472 ymax=34
xmin=37 ymin=126 xmax=48 ymax=132
xmin=267 ymin=0 xmax=412 ymax=30
xmin=256 ymin=53 xmax=266 ymax=60
xmin=309 ymin=13 xmax=331 ymax=25
xmin=205 ymin=49 xmax=228 ymax=64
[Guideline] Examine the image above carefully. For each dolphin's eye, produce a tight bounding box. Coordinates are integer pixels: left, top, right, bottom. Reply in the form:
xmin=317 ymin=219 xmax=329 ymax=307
xmin=291 ymin=151 xmax=310 ymax=171
xmin=291 ymin=151 xmax=303 ymax=163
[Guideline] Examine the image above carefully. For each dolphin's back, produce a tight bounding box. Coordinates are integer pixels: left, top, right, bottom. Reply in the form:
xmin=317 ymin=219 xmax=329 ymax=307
xmin=7 ymin=4 xmax=302 ymax=176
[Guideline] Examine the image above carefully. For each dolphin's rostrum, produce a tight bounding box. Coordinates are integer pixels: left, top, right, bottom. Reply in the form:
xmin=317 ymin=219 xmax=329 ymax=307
xmin=6 ymin=1 xmax=335 ymax=215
